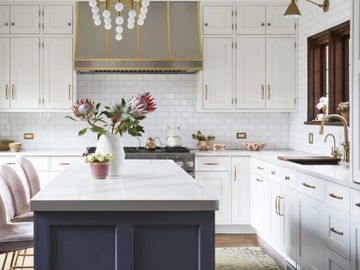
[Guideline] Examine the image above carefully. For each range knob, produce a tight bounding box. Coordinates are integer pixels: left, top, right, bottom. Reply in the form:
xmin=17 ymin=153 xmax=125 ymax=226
xmin=187 ymin=161 xmax=194 ymax=168
xmin=176 ymin=161 xmax=184 ymax=167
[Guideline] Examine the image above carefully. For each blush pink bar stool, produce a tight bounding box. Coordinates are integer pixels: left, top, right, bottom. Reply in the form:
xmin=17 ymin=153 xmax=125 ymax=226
xmin=0 ymin=182 xmax=33 ymax=269
xmin=0 ymin=166 xmax=33 ymax=223
xmin=15 ymin=157 xmax=41 ymax=199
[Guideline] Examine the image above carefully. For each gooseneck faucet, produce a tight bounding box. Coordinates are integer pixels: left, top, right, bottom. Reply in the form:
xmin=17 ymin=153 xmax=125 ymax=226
xmin=319 ymin=114 xmax=350 ymax=163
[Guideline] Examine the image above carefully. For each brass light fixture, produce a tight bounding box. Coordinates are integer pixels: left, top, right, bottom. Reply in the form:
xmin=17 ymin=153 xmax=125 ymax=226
xmin=284 ymin=0 xmax=330 ymax=18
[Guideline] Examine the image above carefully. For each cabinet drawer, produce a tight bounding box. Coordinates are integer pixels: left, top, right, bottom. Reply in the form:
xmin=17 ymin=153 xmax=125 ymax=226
xmin=325 ymin=182 xmax=350 ymax=212
xmin=195 ymin=157 xmax=230 ymax=171
xmin=49 ymin=157 xmax=80 ymax=171
xmin=0 ymin=157 xmax=18 ymax=170
xmin=0 ymin=156 xmax=48 ymax=171
xmin=253 ymin=159 xmax=269 ymax=177
xmin=351 ymin=189 xmax=360 ymax=217
xmin=296 ymin=173 xmax=325 ymax=201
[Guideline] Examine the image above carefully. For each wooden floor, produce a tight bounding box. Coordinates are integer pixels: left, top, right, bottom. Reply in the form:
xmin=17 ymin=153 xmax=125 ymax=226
xmin=216 ymin=234 xmax=288 ymax=270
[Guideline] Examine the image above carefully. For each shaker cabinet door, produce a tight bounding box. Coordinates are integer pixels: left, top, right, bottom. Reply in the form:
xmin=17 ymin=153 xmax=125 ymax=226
xmin=203 ymin=6 xmax=233 ymax=35
xmin=10 ymin=38 xmax=40 ymax=109
xmin=0 ymin=38 xmax=9 ymax=109
xmin=266 ymin=6 xmax=296 ymax=35
xmin=236 ymin=6 xmax=266 ymax=35
xmin=0 ymin=6 xmax=10 ymax=34
xmin=43 ymin=5 xmax=73 ymax=34
xmin=43 ymin=38 xmax=73 ymax=109
xmin=10 ymin=6 xmax=40 ymax=34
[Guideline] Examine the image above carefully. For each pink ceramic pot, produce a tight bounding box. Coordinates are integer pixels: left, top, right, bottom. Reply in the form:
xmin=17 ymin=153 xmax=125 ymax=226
xmin=89 ymin=163 xmax=110 ymax=179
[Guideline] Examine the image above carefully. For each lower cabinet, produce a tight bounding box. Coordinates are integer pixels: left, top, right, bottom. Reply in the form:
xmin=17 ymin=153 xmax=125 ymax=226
xmin=326 ymin=248 xmax=351 ymax=270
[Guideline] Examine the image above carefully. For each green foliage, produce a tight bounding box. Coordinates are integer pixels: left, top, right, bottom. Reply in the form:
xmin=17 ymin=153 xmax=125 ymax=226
xmin=192 ymin=131 xmax=215 ymax=142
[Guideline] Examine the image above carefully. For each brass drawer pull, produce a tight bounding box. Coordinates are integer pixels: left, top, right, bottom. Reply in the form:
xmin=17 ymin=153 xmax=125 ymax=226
xmin=302 ymin=182 xmax=316 ymax=189
xmin=261 ymin=84 xmax=265 ymax=100
xmin=329 ymin=193 xmax=344 ymax=200
xmin=203 ymin=162 xmax=219 ymax=166
xmin=68 ymin=85 xmax=72 ymax=100
xmin=11 ymin=85 xmax=15 ymax=100
xmin=256 ymin=178 xmax=264 ymax=183
xmin=257 ymin=166 xmax=264 ymax=170
xmin=330 ymin=227 xmax=344 ymax=236
xmin=59 ymin=162 xmax=70 ymax=166
xmin=233 ymin=165 xmax=237 ymax=181
xmin=5 ymin=162 xmax=16 ymax=165
xmin=285 ymin=176 xmax=291 ymax=181
xmin=5 ymin=84 xmax=8 ymax=100
xmin=267 ymin=84 xmax=271 ymax=100
xmin=204 ymin=85 xmax=208 ymax=100
xmin=355 ymin=203 xmax=360 ymax=208
xmin=271 ymin=171 xmax=276 ymax=175
xmin=261 ymin=22 xmax=265 ymax=27
xmin=204 ymin=22 xmax=208 ymax=27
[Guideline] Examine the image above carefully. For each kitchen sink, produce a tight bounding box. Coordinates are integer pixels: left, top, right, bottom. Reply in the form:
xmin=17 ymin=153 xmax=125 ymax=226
xmin=278 ymin=156 xmax=341 ymax=165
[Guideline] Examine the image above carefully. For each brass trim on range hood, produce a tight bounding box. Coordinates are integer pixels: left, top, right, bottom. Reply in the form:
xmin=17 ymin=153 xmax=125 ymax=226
xmin=74 ymin=1 xmax=203 ymax=73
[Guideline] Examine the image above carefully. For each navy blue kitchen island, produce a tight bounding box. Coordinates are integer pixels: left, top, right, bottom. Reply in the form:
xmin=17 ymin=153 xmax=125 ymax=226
xmin=30 ymin=160 xmax=218 ymax=270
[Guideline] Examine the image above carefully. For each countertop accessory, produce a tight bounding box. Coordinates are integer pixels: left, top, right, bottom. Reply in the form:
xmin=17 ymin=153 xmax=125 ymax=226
xmin=9 ymin=143 xmax=21 ymax=152
xmin=213 ymin=144 xmax=226 ymax=151
xmin=84 ymin=152 xmax=112 ymax=179
xmin=145 ymin=137 xmax=157 ymax=151
xmin=67 ymin=93 xmax=156 ymax=176
xmin=242 ymin=142 xmax=267 ymax=151
xmin=0 ymin=140 xmax=15 ymax=151
xmin=166 ymin=127 xmax=182 ymax=147
xmin=192 ymin=131 xmax=215 ymax=151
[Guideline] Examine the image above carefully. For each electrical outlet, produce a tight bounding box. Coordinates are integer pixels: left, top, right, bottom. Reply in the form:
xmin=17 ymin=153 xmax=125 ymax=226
xmin=24 ymin=133 xmax=34 ymax=140
xmin=236 ymin=132 xmax=247 ymax=139
xmin=308 ymin=133 xmax=314 ymax=144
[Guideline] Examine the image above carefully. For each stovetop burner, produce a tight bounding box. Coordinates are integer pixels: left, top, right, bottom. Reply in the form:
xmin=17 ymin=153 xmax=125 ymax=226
xmin=86 ymin=146 xmax=190 ymax=154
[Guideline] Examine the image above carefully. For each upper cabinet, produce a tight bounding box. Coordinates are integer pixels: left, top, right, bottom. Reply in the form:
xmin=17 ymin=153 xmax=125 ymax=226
xmin=203 ymin=6 xmax=233 ymax=35
xmin=0 ymin=6 xmax=10 ymax=34
xmin=237 ymin=6 xmax=266 ymax=35
xmin=265 ymin=6 xmax=296 ymax=35
xmin=10 ymin=6 xmax=40 ymax=34
xmin=43 ymin=5 xmax=73 ymax=34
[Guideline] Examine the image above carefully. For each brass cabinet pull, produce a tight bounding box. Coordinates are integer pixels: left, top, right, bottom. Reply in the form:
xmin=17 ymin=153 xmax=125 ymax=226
xmin=302 ymin=182 xmax=316 ymax=189
xmin=355 ymin=203 xmax=360 ymax=208
xmin=68 ymin=85 xmax=72 ymax=100
xmin=233 ymin=165 xmax=237 ymax=181
xmin=275 ymin=196 xmax=279 ymax=215
xmin=11 ymin=85 xmax=15 ymax=100
xmin=267 ymin=85 xmax=271 ymax=100
xmin=285 ymin=176 xmax=291 ymax=181
xmin=204 ymin=22 xmax=208 ymax=27
xmin=271 ymin=171 xmax=276 ymax=175
xmin=276 ymin=196 xmax=284 ymax=216
xmin=329 ymin=193 xmax=344 ymax=200
xmin=261 ymin=22 xmax=265 ymax=27
xmin=11 ymin=22 xmax=15 ymax=26
xmin=330 ymin=227 xmax=344 ymax=236
xmin=68 ymin=22 xmax=72 ymax=26
xmin=257 ymin=166 xmax=264 ymax=170
xmin=5 ymin=84 xmax=8 ymax=100
xmin=5 ymin=162 xmax=16 ymax=165
xmin=267 ymin=22 xmax=271 ymax=26
xmin=4 ymin=22 xmax=8 ymax=26
xmin=204 ymin=85 xmax=208 ymax=100
xmin=256 ymin=178 xmax=264 ymax=183
xmin=203 ymin=162 xmax=219 ymax=166
xmin=261 ymin=84 xmax=265 ymax=100
xmin=59 ymin=162 xmax=70 ymax=166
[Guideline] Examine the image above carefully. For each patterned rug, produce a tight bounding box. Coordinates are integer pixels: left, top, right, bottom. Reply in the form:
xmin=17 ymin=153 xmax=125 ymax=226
xmin=216 ymin=247 xmax=281 ymax=270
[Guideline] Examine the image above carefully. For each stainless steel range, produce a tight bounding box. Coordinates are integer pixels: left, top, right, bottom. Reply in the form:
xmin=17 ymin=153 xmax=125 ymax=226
xmin=87 ymin=147 xmax=195 ymax=176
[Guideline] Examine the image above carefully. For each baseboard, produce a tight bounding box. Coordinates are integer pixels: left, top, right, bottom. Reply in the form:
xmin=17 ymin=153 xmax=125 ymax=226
xmin=215 ymin=225 xmax=256 ymax=234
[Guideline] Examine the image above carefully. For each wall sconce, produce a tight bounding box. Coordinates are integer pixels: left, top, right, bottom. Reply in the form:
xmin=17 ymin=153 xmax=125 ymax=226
xmin=284 ymin=0 xmax=330 ymax=18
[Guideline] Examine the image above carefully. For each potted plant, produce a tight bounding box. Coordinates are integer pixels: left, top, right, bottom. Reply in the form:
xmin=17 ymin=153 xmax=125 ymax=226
xmin=84 ymin=152 xmax=113 ymax=179
xmin=67 ymin=92 xmax=156 ymax=176
xmin=192 ymin=131 xmax=215 ymax=151
xmin=337 ymin=102 xmax=350 ymax=123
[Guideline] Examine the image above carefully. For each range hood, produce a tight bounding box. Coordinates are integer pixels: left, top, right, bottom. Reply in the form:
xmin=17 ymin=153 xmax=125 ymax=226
xmin=75 ymin=1 xmax=203 ymax=73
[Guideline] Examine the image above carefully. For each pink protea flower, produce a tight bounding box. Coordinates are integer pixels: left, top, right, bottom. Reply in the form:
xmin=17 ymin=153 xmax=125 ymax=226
xmin=72 ymin=99 xmax=95 ymax=120
xmin=130 ymin=92 xmax=157 ymax=118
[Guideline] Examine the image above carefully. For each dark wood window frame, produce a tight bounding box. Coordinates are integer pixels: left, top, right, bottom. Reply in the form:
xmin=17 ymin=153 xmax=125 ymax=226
xmin=307 ymin=21 xmax=350 ymax=125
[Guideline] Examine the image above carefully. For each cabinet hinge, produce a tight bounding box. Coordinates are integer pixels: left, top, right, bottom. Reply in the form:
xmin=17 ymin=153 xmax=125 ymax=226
xmin=42 ymin=98 xmax=44 ymax=105
xmin=235 ymin=10 xmax=237 ymax=17
xmin=294 ymin=42 xmax=297 ymax=48
xmin=295 ymin=23 xmax=297 ymax=30
xmin=42 ymin=42 xmax=44 ymax=48
xmin=232 ymin=10 xmax=234 ymax=17
xmin=232 ymin=42 xmax=234 ymax=49
xmin=42 ymin=10 xmax=44 ymax=16
xmin=235 ymin=98 xmax=238 ymax=104
xmin=39 ymin=10 xmax=41 ymax=17
xmin=232 ymin=24 xmax=234 ymax=30
xmin=294 ymin=98 xmax=296 ymax=104
xmin=232 ymin=98 xmax=234 ymax=104
xmin=235 ymin=42 xmax=237 ymax=49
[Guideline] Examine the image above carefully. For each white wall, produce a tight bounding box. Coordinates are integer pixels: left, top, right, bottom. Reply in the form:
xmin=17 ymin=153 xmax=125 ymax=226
xmin=289 ymin=0 xmax=351 ymax=155
xmin=1 ymin=74 xmax=290 ymax=150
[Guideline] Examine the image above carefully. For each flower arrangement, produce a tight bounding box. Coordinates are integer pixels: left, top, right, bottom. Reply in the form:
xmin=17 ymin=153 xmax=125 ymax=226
xmin=84 ymin=152 xmax=113 ymax=164
xmin=192 ymin=131 xmax=216 ymax=151
xmin=67 ymin=92 xmax=156 ymax=139
xmin=337 ymin=102 xmax=350 ymax=113
xmin=316 ymin=97 xmax=328 ymax=114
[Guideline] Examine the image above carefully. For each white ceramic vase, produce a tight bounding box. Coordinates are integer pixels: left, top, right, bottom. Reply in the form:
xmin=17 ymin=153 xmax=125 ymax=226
xmin=96 ymin=134 xmax=125 ymax=177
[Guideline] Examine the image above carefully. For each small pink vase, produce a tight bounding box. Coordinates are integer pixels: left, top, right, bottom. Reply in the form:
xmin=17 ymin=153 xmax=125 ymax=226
xmin=89 ymin=163 xmax=110 ymax=179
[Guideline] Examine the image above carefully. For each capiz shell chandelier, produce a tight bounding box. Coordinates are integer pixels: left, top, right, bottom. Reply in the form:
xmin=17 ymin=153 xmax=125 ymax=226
xmin=89 ymin=0 xmax=150 ymax=41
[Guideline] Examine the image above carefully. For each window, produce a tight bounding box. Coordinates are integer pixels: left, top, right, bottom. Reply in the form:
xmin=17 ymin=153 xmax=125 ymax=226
xmin=307 ymin=21 xmax=350 ymax=124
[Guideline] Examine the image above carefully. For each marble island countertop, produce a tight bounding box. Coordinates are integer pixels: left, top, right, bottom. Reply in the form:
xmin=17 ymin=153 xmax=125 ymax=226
xmin=30 ymin=160 xmax=219 ymax=212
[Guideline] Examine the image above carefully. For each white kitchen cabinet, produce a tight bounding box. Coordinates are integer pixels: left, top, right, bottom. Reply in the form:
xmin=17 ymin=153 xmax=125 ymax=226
xmin=265 ymin=38 xmax=296 ymax=110
xmin=236 ymin=6 xmax=265 ymax=35
xmin=351 ymin=218 xmax=360 ymax=270
xmin=10 ymin=38 xmax=40 ymax=109
xmin=202 ymin=6 xmax=233 ymax=35
xmin=231 ymin=157 xmax=250 ymax=224
xmin=269 ymin=180 xmax=283 ymax=250
xmin=10 ymin=6 xmax=40 ymax=34
xmin=202 ymin=37 xmax=233 ymax=110
xmin=195 ymin=171 xmax=231 ymax=224
xmin=43 ymin=37 xmax=73 ymax=109
xmin=265 ymin=6 xmax=296 ymax=35
xmin=43 ymin=5 xmax=73 ymax=34
xmin=0 ymin=38 xmax=9 ymax=109
xmin=326 ymin=248 xmax=351 ymax=270
xmin=235 ymin=37 xmax=266 ymax=109
xmin=0 ymin=6 xmax=9 ymax=34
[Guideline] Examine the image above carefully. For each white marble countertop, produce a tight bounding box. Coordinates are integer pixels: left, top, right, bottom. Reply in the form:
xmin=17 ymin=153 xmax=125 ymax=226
xmin=30 ymin=160 xmax=219 ymax=212
xmin=194 ymin=149 xmax=357 ymax=189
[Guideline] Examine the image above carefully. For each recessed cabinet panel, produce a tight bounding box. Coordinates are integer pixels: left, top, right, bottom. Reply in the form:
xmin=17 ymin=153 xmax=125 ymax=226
xmin=43 ymin=38 xmax=73 ymax=109
xmin=0 ymin=38 xmax=9 ymax=109
xmin=236 ymin=6 xmax=266 ymax=35
xmin=10 ymin=6 xmax=40 ymax=34
xmin=203 ymin=6 xmax=233 ymax=35
xmin=266 ymin=6 xmax=296 ymax=35
xmin=235 ymin=37 xmax=266 ymax=109
xmin=0 ymin=6 xmax=10 ymax=34
xmin=266 ymin=38 xmax=296 ymax=110
xmin=44 ymin=5 xmax=73 ymax=34
xmin=10 ymin=38 xmax=40 ymax=109
xmin=203 ymin=38 xmax=233 ymax=110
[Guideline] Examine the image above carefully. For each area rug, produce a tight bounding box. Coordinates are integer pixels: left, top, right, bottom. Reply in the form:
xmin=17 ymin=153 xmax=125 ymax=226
xmin=216 ymin=247 xmax=281 ymax=270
